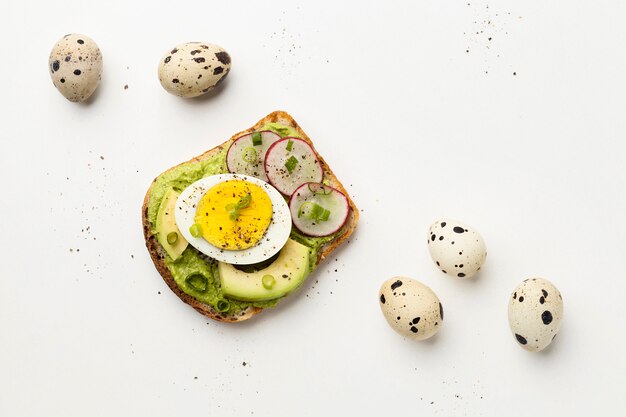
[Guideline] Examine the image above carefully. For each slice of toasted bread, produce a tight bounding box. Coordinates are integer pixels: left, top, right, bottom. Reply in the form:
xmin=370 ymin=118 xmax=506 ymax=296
xmin=142 ymin=111 xmax=359 ymax=322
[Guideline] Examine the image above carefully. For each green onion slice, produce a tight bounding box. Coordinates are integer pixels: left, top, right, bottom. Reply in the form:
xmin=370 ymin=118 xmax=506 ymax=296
xmin=166 ymin=231 xmax=178 ymax=245
xmin=285 ymin=155 xmax=298 ymax=174
xmin=227 ymin=193 xmax=252 ymax=221
xmin=189 ymin=223 xmax=203 ymax=238
xmin=298 ymin=202 xmax=331 ymax=221
xmin=262 ymin=274 xmax=276 ymax=289
xmin=186 ymin=273 xmax=207 ymax=292
xmin=308 ymin=183 xmax=332 ymax=195
xmin=242 ymin=147 xmax=257 ymax=163
xmin=286 ymin=139 xmax=294 ymax=151
xmin=251 ymin=132 xmax=262 ymax=146
xmin=216 ymin=299 xmax=231 ymax=312
xmin=238 ymin=193 xmax=252 ymax=208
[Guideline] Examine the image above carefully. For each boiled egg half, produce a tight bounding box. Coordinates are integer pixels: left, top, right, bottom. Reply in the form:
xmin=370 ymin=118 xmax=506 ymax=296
xmin=175 ymin=174 xmax=291 ymax=265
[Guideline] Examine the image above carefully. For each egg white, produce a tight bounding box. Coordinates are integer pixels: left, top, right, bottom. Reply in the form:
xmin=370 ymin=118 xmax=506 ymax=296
xmin=175 ymin=174 xmax=291 ymax=265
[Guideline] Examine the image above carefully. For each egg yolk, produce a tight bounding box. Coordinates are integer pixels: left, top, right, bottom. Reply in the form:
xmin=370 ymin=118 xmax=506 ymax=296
xmin=194 ymin=180 xmax=273 ymax=250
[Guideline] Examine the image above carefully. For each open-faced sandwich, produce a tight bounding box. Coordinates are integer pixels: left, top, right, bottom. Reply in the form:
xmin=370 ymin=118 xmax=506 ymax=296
xmin=142 ymin=111 xmax=358 ymax=322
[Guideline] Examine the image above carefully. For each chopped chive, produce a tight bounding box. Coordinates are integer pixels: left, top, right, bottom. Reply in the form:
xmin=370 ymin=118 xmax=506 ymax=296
xmin=166 ymin=231 xmax=178 ymax=244
xmin=262 ymin=274 xmax=276 ymax=289
xmin=286 ymin=139 xmax=294 ymax=151
xmin=186 ymin=273 xmax=207 ymax=292
xmin=298 ymin=202 xmax=331 ymax=221
xmin=310 ymin=204 xmax=324 ymax=219
xmin=189 ymin=223 xmax=203 ymax=238
xmin=251 ymin=132 xmax=262 ymax=146
xmin=238 ymin=193 xmax=252 ymax=208
xmin=227 ymin=193 xmax=252 ymax=220
xmin=308 ymin=183 xmax=331 ymax=195
xmin=298 ymin=202 xmax=312 ymax=218
xmin=242 ymin=147 xmax=257 ymax=163
xmin=285 ymin=155 xmax=298 ymax=174
xmin=216 ymin=299 xmax=230 ymax=312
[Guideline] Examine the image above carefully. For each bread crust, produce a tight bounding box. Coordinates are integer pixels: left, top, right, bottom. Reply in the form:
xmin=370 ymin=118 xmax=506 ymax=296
xmin=142 ymin=111 xmax=359 ymax=322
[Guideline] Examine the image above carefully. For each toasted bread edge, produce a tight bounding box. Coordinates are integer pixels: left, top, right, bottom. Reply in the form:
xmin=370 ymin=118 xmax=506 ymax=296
xmin=142 ymin=111 xmax=359 ymax=322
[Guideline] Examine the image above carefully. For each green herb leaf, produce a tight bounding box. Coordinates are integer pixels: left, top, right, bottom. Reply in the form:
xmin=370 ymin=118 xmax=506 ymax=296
xmin=227 ymin=193 xmax=252 ymax=221
xmin=285 ymin=155 xmax=298 ymax=174
xmin=166 ymin=231 xmax=178 ymax=244
xmin=189 ymin=223 xmax=203 ymax=238
xmin=262 ymin=274 xmax=276 ymax=289
xmin=186 ymin=273 xmax=208 ymax=292
xmin=251 ymin=132 xmax=262 ymax=146
xmin=298 ymin=202 xmax=331 ymax=222
xmin=242 ymin=147 xmax=257 ymax=163
xmin=238 ymin=193 xmax=252 ymax=209
xmin=216 ymin=299 xmax=231 ymax=312
xmin=308 ymin=183 xmax=331 ymax=195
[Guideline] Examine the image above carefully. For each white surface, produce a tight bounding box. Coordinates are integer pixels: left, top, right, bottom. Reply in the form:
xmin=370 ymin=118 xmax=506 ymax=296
xmin=1 ymin=1 xmax=625 ymax=416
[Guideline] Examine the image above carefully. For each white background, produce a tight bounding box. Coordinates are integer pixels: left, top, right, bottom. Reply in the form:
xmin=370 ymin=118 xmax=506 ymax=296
xmin=1 ymin=1 xmax=625 ymax=416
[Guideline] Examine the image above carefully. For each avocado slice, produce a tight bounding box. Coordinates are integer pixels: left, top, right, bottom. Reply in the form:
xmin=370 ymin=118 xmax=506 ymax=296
xmin=156 ymin=188 xmax=188 ymax=261
xmin=218 ymin=239 xmax=310 ymax=301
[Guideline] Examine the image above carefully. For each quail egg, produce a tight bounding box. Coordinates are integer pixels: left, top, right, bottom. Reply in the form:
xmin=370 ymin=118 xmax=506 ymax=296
xmin=158 ymin=42 xmax=231 ymax=98
xmin=48 ymin=34 xmax=102 ymax=102
xmin=379 ymin=277 xmax=443 ymax=341
xmin=427 ymin=219 xmax=487 ymax=279
xmin=508 ymin=278 xmax=563 ymax=352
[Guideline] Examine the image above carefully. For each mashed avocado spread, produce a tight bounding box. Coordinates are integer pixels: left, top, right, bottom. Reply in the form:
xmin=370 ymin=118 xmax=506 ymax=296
xmin=148 ymin=123 xmax=334 ymax=315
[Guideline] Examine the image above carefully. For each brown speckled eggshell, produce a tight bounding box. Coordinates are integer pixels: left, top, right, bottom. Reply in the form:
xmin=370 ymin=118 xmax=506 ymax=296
xmin=48 ymin=34 xmax=102 ymax=102
xmin=158 ymin=42 xmax=231 ymax=98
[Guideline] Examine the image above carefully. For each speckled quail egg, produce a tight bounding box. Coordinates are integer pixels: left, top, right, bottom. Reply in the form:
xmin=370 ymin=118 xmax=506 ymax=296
xmin=427 ymin=219 xmax=486 ymax=279
xmin=379 ymin=277 xmax=443 ymax=341
xmin=508 ymin=278 xmax=563 ymax=352
xmin=158 ymin=42 xmax=231 ymax=98
xmin=48 ymin=34 xmax=102 ymax=102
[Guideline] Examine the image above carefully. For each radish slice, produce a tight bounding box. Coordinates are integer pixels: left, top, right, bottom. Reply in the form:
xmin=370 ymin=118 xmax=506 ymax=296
xmin=264 ymin=138 xmax=323 ymax=196
xmin=289 ymin=182 xmax=350 ymax=237
xmin=226 ymin=131 xmax=281 ymax=182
